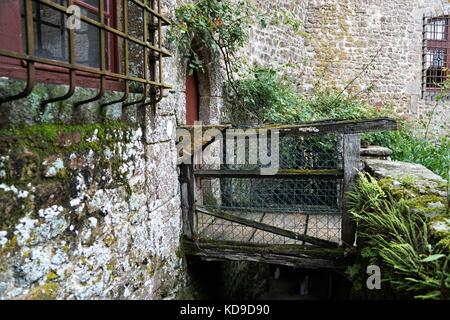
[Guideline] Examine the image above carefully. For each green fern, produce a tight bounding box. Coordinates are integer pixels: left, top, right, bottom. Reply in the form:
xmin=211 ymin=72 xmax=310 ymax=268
xmin=348 ymin=173 xmax=449 ymax=300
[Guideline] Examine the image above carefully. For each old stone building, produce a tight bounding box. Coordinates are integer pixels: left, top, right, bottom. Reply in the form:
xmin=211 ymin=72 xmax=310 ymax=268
xmin=0 ymin=0 xmax=448 ymax=299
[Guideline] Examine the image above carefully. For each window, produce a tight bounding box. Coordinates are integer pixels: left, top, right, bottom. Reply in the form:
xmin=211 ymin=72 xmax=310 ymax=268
xmin=28 ymin=0 xmax=118 ymax=72
xmin=0 ymin=0 xmax=171 ymax=107
xmin=0 ymin=0 xmax=118 ymax=87
xmin=31 ymin=0 xmax=114 ymax=69
xmin=423 ymin=16 xmax=450 ymax=91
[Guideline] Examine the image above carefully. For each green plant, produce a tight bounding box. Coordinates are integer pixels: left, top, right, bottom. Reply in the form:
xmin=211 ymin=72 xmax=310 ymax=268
xmin=364 ymin=126 xmax=450 ymax=180
xmin=348 ymin=173 xmax=449 ymax=300
xmin=226 ymin=67 xmax=392 ymax=125
xmin=168 ymin=0 xmax=256 ymax=82
xmin=168 ymin=0 xmax=306 ymax=104
xmin=225 ymin=67 xmax=305 ymax=124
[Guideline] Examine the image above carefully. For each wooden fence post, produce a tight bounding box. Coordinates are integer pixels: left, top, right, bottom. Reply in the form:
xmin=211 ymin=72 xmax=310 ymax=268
xmin=180 ymin=163 xmax=196 ymax=239
xmin=341 ymin=133 xmax=361 ymax=247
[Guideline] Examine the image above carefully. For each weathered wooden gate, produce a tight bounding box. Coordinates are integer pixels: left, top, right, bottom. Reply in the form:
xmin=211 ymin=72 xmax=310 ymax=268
xmin=179 ymin=118 xmax=397 ymax=268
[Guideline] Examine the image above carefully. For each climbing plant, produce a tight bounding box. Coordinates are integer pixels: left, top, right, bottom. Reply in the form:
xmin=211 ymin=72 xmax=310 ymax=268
xmin=168 ymin=0 xmax=306 ymax=102
xmin=167 ymin=0 xmax=256 ymax=81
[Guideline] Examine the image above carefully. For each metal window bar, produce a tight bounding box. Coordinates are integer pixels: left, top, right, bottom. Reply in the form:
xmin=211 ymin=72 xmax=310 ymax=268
xmin=0 ymin=0 xmax=172 ymax=121
xmin=422 ymin=15 xmax=450 ymax=98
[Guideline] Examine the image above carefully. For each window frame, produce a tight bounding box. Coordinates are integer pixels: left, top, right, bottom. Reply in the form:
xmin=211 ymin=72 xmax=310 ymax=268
xmin=0 ymin=0 xmax=120 ymax=90
xmin=424 ymin=16 xmax=450 ymax=93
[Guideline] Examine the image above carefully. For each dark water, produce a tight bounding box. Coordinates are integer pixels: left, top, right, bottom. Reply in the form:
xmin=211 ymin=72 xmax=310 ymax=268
xmin=186 ymin=258 xmax=351 ymax=300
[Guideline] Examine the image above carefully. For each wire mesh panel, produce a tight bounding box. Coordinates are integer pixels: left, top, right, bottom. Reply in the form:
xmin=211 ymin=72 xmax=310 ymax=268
xmin=225 ymin=133 xmax=340 ymax=171
xmin=200 ymin=177 xmax=341 ymax=214
xmin=278 ymin=134 xmax=340 ymax=169
xmin=181 ymin=119 xmax=396 ymax=248
xmin=194 ymin=131 xmax=344 ymax=246
xmin=197 ymin=211 xmax=341 ymax=245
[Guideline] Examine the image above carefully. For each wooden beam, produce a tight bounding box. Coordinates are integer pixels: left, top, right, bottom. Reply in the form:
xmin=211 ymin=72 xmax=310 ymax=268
xmin=183 ymin=239 xmax=350 ymax=269
xmin=274 ymin=118 xmax=398 ymax=135
xmin=341 ymin=134 xmax=361 ymax=247
xmin=194 ymin=169 xmax=344 ymax=179
xmin=196 ymin=206 xmax=339 ymax=248
xmin=179 ymin=163 xmax=196 ymax=238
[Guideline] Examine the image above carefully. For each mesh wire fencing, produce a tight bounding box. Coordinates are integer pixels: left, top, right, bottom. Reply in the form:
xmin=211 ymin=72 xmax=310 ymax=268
xmin=195 ymin=132 xmax=343 ymax=245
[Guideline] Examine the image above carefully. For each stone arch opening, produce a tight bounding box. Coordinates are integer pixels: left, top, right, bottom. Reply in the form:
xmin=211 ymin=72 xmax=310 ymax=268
xmin=184 ymin=41 xmax=223 ymax=126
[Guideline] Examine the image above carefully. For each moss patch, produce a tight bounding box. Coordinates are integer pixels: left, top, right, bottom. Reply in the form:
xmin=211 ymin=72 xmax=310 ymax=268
xmin=25 ymin=282 xmax=59 ymax=300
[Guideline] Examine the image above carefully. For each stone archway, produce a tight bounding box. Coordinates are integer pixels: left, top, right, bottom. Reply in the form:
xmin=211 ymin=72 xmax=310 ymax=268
xmin=184 ymin=43 xmax=224 ymax=126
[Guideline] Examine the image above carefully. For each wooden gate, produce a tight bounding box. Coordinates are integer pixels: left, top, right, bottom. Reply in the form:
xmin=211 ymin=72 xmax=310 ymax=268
xmin=178 ymin=118 xmax=397 ymax=268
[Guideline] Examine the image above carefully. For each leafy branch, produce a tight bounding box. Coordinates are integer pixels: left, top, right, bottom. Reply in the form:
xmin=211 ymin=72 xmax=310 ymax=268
xmin=167 ymin=0 xmax=307 ymax=107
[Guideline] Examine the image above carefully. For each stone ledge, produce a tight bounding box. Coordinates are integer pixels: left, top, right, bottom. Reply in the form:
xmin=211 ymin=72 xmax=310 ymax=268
xmin=363 ymin=158 xmax=446 ymax=184
xmin=360 ymin=146 xmax=392 ymax=158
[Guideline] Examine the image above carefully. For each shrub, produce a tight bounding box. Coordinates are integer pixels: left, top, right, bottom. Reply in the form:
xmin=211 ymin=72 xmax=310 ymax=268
xmin=348 ymin=173 xmax=449 ymax=300
xmin=364 ymin=126 xmax=450 ymax=180
xmin=225 ymin=67 xmax=305 ymax=124
xmin=226 ymin=68 xmax=389 ymax=125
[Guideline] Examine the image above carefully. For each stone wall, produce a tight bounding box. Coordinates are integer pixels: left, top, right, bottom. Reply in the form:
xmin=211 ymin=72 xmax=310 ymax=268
xmin=0 ymin=0 xmax=449 ymax=300
xmin=244 ymin=0 xmax=450 ymax=135
xmin=0 ymin=122 xmax=183 ymax=299
xmin=0 ymin=0 xmax=187 ymax=300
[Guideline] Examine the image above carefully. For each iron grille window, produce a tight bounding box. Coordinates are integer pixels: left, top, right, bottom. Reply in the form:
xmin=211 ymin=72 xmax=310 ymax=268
xmin=0 ymin=0 xmax=171 ymax=115
xmin=423 ymin=15 xmax=450 ymax=93
xmin=30 ymin=0 xmax=115 ymax=69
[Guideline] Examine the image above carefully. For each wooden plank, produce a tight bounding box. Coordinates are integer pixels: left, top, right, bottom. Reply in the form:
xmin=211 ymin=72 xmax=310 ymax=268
xmin=273 ymin=118 xmax=397 ymax=135
xmin=196 ymin=206 xmax=339 ymax=248
xmin=341 ymin=134 xmax=361 ymax=247
xmin=183 ymin=239 xmax=350 ymax=269
xmin=194 ymin=169 xmax=344 ymax=179
xmin=179 ymin=164 xmax=192 ymax=238
xmin=179 ymin=163 xmax=196 ymax=238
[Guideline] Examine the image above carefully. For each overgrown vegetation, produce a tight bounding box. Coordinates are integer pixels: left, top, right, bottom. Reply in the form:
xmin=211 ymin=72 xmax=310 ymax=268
xmin=225 ymin=67 xmax=388 ymax=125
xmin=365 ymin=129 xmax=450 ymax=180
xmin=168 ymin=0 xmax=257 ymax=88
xmin=225 ymin=66 xmax=449 ymax=180
xmin=168 ymin=0 xmax=305 ymax=102
xmin=347 ymin=173 xmax=449 ymax=300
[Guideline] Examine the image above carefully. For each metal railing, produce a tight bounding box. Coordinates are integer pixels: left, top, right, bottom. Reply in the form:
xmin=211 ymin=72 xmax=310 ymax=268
xmin=0 ymin=0 xmax=171 ymax=120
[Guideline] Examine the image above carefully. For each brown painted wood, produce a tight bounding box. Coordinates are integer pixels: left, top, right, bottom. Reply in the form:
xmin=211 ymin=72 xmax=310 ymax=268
xmin=196 ymin=206 xmax=339 ymax=248
xmin=185 ymin=65 xmax=199 ymax=125
xmin=0 ymin=0 xmax=122 ymax=91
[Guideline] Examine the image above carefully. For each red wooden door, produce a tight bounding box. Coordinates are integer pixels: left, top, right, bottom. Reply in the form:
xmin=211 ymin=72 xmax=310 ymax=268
xmin=185 ymin=66 xmax=199 ymax=125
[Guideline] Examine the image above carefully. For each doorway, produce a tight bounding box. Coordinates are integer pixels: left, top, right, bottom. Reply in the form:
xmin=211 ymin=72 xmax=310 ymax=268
xmin=185 ymin=65 xmax=200 ymax=125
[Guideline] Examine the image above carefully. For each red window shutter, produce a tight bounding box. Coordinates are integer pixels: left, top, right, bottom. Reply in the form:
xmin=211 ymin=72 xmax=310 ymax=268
xmin=185 ymin=66 xmax=199 ymax=125
xmin=0 ymin=0 xmax=24 ymax=75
